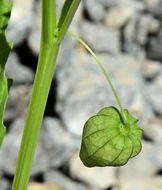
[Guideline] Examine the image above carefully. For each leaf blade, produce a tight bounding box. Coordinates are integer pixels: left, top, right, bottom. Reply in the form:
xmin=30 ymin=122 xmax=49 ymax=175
xmin=56 ymin=0 xmax=81 ymax=42
xmin=0 ymin=0 xmax=13 ymax=148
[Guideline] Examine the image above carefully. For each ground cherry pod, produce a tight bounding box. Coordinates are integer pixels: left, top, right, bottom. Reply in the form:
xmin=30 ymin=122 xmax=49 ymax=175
xmin=79 ymin=106 xmax=142 ymax=167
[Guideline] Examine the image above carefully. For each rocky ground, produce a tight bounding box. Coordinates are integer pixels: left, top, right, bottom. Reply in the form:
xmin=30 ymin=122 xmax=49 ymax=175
xmin=1 ymin=0 xmax=162 ymax=189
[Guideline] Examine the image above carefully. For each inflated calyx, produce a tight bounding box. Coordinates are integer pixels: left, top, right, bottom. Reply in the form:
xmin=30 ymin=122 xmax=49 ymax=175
xmin=80 ymin=106 xmax=142 ymax=167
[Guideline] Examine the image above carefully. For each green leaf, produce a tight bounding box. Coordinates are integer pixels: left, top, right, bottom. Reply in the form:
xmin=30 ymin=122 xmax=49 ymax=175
xmin=0 ymin=0 xmax=13 ymax=148
xmin=80 ymin=106 xmax=143 ymax=167
xmin=56 ymin=0 xmax=81 ymax=43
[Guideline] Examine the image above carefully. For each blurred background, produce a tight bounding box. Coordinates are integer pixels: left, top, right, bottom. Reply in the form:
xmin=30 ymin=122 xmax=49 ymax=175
xmin=1 ymin=0 xmax=162 ymax=189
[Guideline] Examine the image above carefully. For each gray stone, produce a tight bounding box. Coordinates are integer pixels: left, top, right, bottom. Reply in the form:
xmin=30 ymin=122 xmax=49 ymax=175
xmin=32 ymin=117 xmax=80 ymax=174
xmin=27 ymin=0 xmax=41 ymax=55
xmin=148 ymin=120 xmax=162 ymax=144
xmin=36 ymin=117 xmax=80 ymax=169
xmin=80 ymin=21 xmax=120 ymax=53
xmin=0 ymin=118 xmax=25 ymax=174
xmin=0 ymin=117 xmax=80 ymax=175
xmin=123 ymin=15 xmax=140 ymax=54
xmin=146 ymin=75 xmax=162 ymax=115
xmin=105 ymin=0 xmax=145 ymax=29
xmin=27 ymin=182 xmax=65 ymax=190
xmin=137 ymin=14 xmax=160 ymax=45
xmin=56 ymin=34 xmax=77 ymax=79
xmin=144 ymin=0 xmax=162 ymax=17
xmin=122 ymin=11 xmax=159 ymax=56
xmin=32 ymin=116 xmax=79 ymax=174
xmin=56 ymin=51 xmax=151 ymax=136
xmin=5 ymin=84 xmax=32 ymax=121
xmin=56 ymin=51 xmax=114 ymax=136
xmin=146 ymin=29 xmax=162 ymax=61
xmin=44 ymin=169 xmax=91 ymax=190
xmin=56 ymin=2 xmax=83 ymax=70
xmin=84 ymin=0 xmax=118 ymax=8
xmin=113 ymin=177 xmax=162 ymax=190
xmin=98 ymin=0 xmax=118 ymax=6
xmin=7 ymin=0 xmax=34 ymax=45
xmin=100 ymin=55 xmax=155 ymax=131
xmin=105 ymin=5 xmax=134 ymax=29
xmin=128 ymin=91 xmax=155 ymax=139
xmin=5 ymin=53 xmax=34 ymax=83
xmin=69 ymin=152 xmax=117 ymax=189
xmin=141 ymin=59 xmax=162 ymax=80
xmin=123 ymin=14 xmax=156 ymax=56
xmin=0 ymin=178 xmax=10 ymax=190
xmin=118 ymin=141 xmax=162 ymax=179
xmin=83 ymin=0 xmax=105 ymax=22
xmin=118 ymin=142 xmax=155 ymax=178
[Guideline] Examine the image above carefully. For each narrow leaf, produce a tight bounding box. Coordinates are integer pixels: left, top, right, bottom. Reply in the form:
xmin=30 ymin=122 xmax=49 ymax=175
xmin=0 ymin=0 xmax=13 ymax=148
xmin=57 ymin=0 xmax=81 ymax=42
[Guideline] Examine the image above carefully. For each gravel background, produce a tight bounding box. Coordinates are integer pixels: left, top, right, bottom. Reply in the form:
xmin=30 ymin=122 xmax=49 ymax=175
xmin=1 ymin=0 xmax=162 ymax=189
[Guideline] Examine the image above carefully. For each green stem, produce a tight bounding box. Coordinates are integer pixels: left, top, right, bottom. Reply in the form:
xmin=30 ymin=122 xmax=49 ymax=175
xmin=67 ymin=31 xmax=128 ymax=124
xmin=42 ymin=0 xmax=56 ymax=43
xmin=12 ymin=0 xmax=81 ymax=188
xmin=12 ymin=1 xmax=58 ymax=189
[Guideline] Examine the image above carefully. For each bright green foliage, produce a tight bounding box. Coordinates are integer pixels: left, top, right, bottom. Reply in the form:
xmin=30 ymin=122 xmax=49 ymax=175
xmin=80 ymin=106 xmax=142 ymax=167
xmin=0 ymin=0 xmax=13 ymax=148
xmin=56 ymin=0 xmax=81 ymax=43
xmin=12 ymin=1 xmax=81 ymax=189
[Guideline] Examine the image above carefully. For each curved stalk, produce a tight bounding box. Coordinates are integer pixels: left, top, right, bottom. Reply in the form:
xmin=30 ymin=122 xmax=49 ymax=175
xmin=67 ymin=31 xmax=128 ymax=124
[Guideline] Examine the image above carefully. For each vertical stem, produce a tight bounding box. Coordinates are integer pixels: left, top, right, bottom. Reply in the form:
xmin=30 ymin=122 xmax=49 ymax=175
xmin=12 ymin=1 xmax=58 ymax=189
xmin=42 ymin=0 xmax=56 ymax=43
